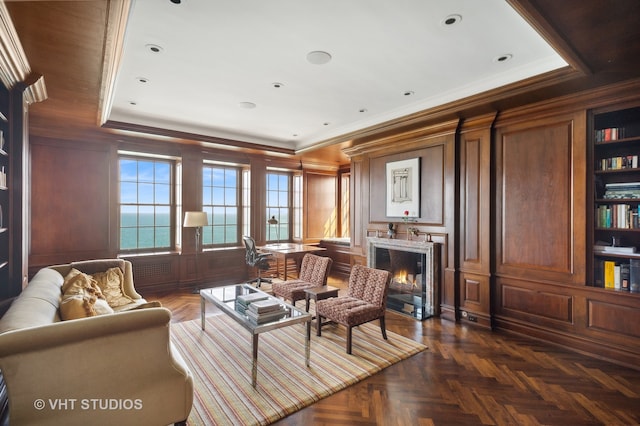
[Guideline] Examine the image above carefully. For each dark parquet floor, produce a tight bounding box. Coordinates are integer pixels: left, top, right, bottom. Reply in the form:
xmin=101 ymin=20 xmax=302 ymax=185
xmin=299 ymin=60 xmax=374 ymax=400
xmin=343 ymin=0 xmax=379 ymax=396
xmin=153 ymin=276 xmax=640 ymax=426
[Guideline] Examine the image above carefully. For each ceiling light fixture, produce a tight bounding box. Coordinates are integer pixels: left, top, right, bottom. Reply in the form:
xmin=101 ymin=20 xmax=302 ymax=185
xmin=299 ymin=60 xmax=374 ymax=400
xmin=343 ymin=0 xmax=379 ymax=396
xmin=170 ymin=0 xmax=181 ymax=4
xmin=359 ymin=108 xmax=368 ymax=113
xmin=136 ymin=77 xmax=149 ymax=84
xmin=493 ymin=54 xmax=513 ymax=63
xmin=146 ymin=44 xmax=163 ymax=54
xmin=272 ymin=82 xmax=284 ymax=88
xmin=307 ymin=51 xmax=332 ymax=65
xmin=441 ymin=14 xmax=462 ymax=26
xmin=404 ymin=91 xmax=414 ymax=96
xmin=239 ymin=102 xmax=256 ymax=109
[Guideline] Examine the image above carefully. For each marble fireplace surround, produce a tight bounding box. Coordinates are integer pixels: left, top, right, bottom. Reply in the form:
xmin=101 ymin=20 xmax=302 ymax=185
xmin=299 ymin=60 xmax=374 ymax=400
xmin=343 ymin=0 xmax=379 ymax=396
xmin=366 ymin=237 xmax=439 ymax=319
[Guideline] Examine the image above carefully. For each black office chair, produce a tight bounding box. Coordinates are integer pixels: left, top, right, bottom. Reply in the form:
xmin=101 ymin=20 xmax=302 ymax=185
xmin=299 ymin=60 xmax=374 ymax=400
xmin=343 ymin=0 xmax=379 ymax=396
xmin=242 ymin=236 xmax=273 ymax=287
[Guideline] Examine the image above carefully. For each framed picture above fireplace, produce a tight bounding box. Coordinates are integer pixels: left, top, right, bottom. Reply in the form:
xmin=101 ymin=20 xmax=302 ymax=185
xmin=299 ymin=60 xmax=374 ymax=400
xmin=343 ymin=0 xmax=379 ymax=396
xmin=386 ymin=157 xmax=420 ymax=218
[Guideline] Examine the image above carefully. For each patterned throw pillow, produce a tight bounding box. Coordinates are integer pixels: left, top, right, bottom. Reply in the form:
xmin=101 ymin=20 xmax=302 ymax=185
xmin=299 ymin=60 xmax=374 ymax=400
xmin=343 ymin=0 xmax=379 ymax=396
xmin=92 ymin=267 xmax=135 ymax=308
xmin=60 ymin=269 xmax=114 ymax=320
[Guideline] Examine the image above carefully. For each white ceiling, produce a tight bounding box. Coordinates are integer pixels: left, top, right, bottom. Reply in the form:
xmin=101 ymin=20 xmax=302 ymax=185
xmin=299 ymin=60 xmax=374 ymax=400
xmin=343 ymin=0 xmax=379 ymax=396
xmin=107 ymin=0 xmax=567 ymax=152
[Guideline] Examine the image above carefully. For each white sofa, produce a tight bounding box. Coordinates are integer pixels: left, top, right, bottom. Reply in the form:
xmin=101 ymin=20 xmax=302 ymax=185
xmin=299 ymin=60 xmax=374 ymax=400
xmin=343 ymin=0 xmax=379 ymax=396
xmin=0 ymin=259 xmax=193 ymax=426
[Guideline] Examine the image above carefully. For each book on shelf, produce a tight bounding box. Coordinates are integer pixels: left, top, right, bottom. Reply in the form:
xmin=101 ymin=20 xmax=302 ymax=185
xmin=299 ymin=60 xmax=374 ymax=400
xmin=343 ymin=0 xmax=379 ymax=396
xmin=604 ymin=261 xmax=616 ymax=289
xmin=597 ymin=155 xmax=639 ymax=171
xmin=603 ymin=182 xmax=640 ymax=200
xmin=595 ymin=204 xmax=639 ymax=228
xmin=595 ymin=127 xmax=625 ymax=142
xmin=621 ymin=263 xmax=630 ymax=291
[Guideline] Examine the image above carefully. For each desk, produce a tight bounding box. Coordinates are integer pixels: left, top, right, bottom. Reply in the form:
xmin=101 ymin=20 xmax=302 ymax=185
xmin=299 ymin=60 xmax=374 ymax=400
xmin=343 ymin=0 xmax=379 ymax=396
xmin=260 ymin=243 xmax=326 ymax=280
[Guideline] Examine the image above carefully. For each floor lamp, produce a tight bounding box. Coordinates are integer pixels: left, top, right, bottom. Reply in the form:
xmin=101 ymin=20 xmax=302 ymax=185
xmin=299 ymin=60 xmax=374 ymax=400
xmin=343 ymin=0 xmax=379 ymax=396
xmin=183 ymin=211 xmax=208 ymax=293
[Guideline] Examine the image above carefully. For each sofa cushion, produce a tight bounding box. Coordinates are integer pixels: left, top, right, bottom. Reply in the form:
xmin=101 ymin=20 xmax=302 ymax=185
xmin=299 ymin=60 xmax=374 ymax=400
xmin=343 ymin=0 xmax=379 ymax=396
xmin=0 ymin=268 xmax=64 ymax=333
xmin=92 ymin=267 xmax=135 ymax=307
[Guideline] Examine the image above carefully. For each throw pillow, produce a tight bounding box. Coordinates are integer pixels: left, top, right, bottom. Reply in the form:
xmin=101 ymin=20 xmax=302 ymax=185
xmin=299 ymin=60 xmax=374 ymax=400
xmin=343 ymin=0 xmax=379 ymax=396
xmin=92 ymin=267 xmax=135 ymax=308
xmin=60 ymin=270 xmax=99 ymax=320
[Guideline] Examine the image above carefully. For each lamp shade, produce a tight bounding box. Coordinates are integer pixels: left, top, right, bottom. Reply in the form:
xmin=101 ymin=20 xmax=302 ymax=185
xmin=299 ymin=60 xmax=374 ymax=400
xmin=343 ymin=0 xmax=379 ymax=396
xmin=183 ymin=211 xmax=208 ymax=227
xmin=267 ymin=215 xmax=278 ymax=225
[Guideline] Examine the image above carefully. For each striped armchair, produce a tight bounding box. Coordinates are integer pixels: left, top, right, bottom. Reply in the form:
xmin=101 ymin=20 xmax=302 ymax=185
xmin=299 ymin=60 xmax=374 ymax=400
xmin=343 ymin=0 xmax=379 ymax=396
xmin=272 ymin=254 xmax=333 ymax=306
xmin=316 ymin=265 xmax=391 ymax=354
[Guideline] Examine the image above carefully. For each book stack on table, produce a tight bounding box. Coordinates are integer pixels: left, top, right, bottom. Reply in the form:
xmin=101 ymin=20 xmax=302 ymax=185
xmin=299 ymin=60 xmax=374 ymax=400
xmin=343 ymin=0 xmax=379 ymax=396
xmin=235 ymin=293 xmax=269 ymax=314
xmin=246 ymin=299 xmax=288 ymax=324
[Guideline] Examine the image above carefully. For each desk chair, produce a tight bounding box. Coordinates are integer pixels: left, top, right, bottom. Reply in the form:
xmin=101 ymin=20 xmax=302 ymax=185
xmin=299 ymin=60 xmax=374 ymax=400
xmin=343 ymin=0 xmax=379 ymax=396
xmin=242 ymin=236 xmax=273 ymax=287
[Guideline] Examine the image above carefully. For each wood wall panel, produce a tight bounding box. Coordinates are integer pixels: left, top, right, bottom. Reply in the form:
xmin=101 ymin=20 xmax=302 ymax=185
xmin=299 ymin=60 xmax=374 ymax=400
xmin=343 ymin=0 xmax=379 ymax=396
xmin=304 ymin=171 xmax=337 ymax=242
xmin=30 ymin=138 xmax=112 ymax=266
xmin=458 ymin=114 xmax=494 ymax=327
xmin=588 ymin=300 xmax=640 ymax=339
xmin=500 ymin=123 xmax=573 ymax=273
xmin=369 ymin=145 xmax=444 ymax=224
xmin=463 ymin=138 xmax=481 ymax=263
xmin=495 ymin=110 xmax=586 ymax=285
xmin=501 ymin=284 xmax=573 ymax=323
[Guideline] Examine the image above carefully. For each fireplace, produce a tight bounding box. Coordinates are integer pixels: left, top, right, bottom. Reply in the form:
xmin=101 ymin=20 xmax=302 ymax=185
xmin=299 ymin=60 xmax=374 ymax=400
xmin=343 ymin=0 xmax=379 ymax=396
xmin=367 ymin=237 xmax=439 ymax=320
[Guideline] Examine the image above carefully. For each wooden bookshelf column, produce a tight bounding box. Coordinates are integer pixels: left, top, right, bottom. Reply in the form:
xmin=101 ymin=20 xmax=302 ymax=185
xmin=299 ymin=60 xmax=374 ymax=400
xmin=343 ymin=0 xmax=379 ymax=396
xmin=590 ymin=105 xmax=640 ymax=293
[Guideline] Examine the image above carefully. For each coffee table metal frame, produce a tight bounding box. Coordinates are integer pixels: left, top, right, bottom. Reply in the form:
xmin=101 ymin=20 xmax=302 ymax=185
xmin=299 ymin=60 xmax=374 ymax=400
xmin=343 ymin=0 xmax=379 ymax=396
xmin=200 ymin=283 xmax=312 ymax=388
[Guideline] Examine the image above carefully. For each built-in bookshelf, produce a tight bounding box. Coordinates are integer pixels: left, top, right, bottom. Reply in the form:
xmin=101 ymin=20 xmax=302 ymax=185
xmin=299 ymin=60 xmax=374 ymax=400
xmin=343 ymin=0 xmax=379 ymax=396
xmin=590 ymin=105 xmax=640 ymax=293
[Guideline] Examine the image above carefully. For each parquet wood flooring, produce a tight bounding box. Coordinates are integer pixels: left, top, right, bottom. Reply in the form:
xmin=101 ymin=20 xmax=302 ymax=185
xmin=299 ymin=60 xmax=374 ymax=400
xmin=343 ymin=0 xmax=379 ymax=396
xmin=152 ymin=277 xmax=640 ymax=425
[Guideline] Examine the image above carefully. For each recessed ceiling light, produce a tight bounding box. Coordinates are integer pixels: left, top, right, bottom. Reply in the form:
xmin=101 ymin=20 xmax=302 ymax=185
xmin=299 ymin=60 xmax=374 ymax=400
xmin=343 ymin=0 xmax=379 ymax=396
xmin=323 ymin=122 xmax=330 ymax=126
xmin=493 ymin=54 xmax=513 ymax=63
xmin=307 ymin=51 xmax=332 ymax=65
xmin=403 ymin=91 xmax=414 ymax=96
xmin=272 ymin=82 xmax=284 ymax=88
xmin=129 ymin=101 xmax=137 ymax=106
xmin=136 ymin=77 xmax=149 ymax=84
xmin=170 ymin=0 xmax=181 ymax=4
xmin=146 ymin=44 xmax=163 ymax=54
xmin=359 ymin=108 xmax=368 ymax=113
xmin=239 ymin=102 xmax=256 ymax=109
xmin=441 ymin=14 xmax=462 ymax=27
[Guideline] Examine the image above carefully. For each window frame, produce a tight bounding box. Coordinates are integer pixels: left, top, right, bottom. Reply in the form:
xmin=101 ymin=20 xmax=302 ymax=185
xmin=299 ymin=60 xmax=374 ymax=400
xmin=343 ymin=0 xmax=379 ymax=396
xmin=118 ymin=153 xmax=178 ymax=254
xmin=201 ymin=162 xmax=243 ymax=248
xmin=265 ymin=169 xmax=292 ymax=243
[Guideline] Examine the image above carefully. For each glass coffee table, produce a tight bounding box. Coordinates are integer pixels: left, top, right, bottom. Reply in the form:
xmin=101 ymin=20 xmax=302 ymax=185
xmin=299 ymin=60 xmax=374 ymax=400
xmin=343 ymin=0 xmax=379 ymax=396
xmin=200 ymin=283 xmax=312 ymax=388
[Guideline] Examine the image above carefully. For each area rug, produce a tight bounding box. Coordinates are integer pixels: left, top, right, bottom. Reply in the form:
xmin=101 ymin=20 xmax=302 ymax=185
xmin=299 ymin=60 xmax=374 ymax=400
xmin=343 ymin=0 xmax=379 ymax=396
xmin=171 ymin=314 xmax=426 ymax=425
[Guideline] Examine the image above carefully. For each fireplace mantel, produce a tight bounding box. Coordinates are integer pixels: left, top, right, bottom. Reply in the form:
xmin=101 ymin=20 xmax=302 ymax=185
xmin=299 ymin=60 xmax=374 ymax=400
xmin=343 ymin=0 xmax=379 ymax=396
xmin=366 ymin=237 xmax=436 ymax=259
xmin=367 ymin=237 xmax=440 ymax=319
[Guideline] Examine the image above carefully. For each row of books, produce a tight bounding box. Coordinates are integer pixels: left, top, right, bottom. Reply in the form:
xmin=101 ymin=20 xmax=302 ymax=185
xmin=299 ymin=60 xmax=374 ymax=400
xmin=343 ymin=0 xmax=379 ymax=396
xmin=595 ymin=204 xmax=639 ymax=229
xmin=602 ymin=182 xmax=640 ymax=199
xmin=595 ymin=127 xmax=626 ymax=142
xmin=596 ymin=155 xmax=639 ymax=171
xmin=594 ymin=259 xmax=640 ymax=292
xmin=234 ymin=292 xmax=288 ymax=324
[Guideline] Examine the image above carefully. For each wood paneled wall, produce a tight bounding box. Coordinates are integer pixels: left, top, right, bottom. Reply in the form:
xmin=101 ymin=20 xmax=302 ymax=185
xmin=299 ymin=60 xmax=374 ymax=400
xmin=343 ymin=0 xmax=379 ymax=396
xmin=344 ymin=120 xmax=457 ymax=320
xmin=26 ymin=135 xmax=339 ymax=294
xmin=303 ymin=171 xmax=338 ymax=242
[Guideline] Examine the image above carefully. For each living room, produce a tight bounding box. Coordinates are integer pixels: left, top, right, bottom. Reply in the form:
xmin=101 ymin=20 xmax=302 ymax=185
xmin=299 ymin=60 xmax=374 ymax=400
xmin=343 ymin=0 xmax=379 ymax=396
xmin=1 ymin=1 xmax=640 ymax=424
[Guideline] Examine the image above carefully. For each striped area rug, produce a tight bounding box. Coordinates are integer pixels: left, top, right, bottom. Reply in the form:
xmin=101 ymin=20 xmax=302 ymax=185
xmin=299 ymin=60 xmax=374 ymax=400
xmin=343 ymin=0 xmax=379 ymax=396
xmin=171 ymin=313 xmax=426 ymax=425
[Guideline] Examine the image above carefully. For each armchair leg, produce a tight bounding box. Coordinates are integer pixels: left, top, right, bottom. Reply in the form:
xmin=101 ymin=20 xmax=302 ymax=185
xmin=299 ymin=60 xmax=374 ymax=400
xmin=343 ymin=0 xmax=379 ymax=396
xmin=317 ymin=315 xmax=323 ymax=336
xmin=347 ymin=326 xmax=353 ymax=354
xmin=380 ymin=316 xmax=387 ymax=340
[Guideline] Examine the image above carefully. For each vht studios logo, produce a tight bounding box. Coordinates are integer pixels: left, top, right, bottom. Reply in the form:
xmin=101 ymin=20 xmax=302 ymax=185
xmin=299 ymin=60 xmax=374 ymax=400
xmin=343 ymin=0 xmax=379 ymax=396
xmin=34 ymin=398 xmax=143 ymax=411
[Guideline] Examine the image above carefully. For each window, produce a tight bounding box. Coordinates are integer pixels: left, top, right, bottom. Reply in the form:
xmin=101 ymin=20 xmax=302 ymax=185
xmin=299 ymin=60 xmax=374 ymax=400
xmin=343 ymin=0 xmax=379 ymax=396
xmin=119 ymin=156 xmax=175 ymax=252
xmin=266 ymin=171 xmax=291 ymax=242
xmin=202 ymin=164 xmax=240 ymax=246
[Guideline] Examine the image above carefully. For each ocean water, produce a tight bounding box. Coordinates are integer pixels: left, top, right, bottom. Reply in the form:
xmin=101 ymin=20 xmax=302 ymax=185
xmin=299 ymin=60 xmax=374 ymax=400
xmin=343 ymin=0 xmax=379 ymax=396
xmin=120 ymin=212 xmax=289 ymax=249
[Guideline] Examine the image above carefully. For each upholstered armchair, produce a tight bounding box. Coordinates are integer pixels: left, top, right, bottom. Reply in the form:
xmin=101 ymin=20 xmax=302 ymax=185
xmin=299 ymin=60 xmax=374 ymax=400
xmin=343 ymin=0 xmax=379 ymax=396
xmin=316 ymin=264 xmax=391 ymax=354
xmin=272 ymin=254 xmax=333 ymax=306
